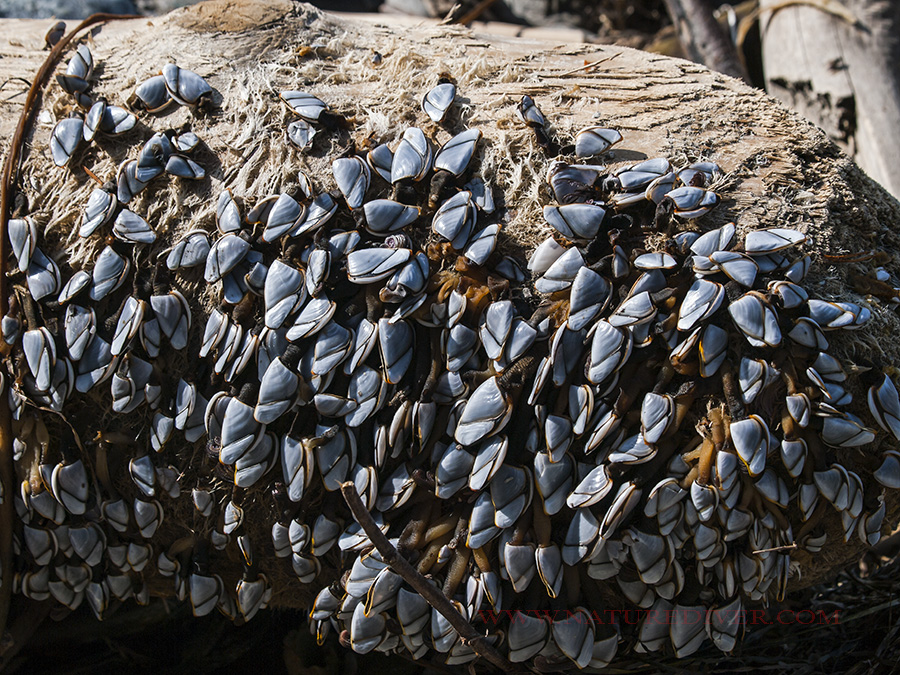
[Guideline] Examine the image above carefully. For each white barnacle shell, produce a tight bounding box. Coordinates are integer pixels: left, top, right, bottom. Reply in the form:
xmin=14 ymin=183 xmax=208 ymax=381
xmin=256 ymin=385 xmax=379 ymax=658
xmin=111 ymin=296 xmax=145 ymax=356
xmin=690 ymin=222 xmax=735 ymax=256
xmin=744 ymin=227 xmax=805 ymax=254
xmin=562 ymin=507 xmax=599 ymax=565
xmin=432 ymin=190 xmax=477 ymax=250
xmin=868 ymin=374 xmax=900 ymax=441
xmin=454 ymin=376 xmax=512 ymax=446
xmin=543 ymin=204 xmax=606 ymax=240
xmin=567 ymin=464 xmax=612 ymax=509
xmin=820 ymin=411 xmax=875 ymax=447
xmin=586 ymin=320 xmax=632 ymax=385
xmin=26 ymin=247 xmax=61 ymax=301
xmin=730 ymin=415 xmax=770 ymax=476
xmin=363 ymin=199 xmax=419 ymax=236
xmin=768 ymin=279 xmax=808 ymax=308
xmin=378 ymin=318 xmax=413 ymax=384
xmin=287 ymin=296 xmax=335 ymax=341
xmin=391 ymin=127 xmax=432 ymax=183
xmin=189 ymin=573 xmax=223 ymax=617
xmin=535 ymin=246 xmax=584 ymax=294
xmin=164 ymin=230 xmax=210 ymax=270
xmin=491 ymin=464 xmax=531 ymax=527
xmin=220 ymin=397 xmax=265 ymax=465
xmin=205 ymin=233 xmax=250 ymax=283
xmin=503 ymin=541 xmax=536 ymax=593
xmin=613 ymin=157 xmax=672 ymax=191
xmin=90 ymin=246 xmax=128 ymax=301
xmin=58 ymin=270 xmax=90 ymax=306
xmin=667 ymin=186 xmax=719 ymax=218
xmin=575 ymin=127 xmax=622 ymax=157
xmin=367 ymin=144 xmax=393 ymax=182
xmin=261 ymin=193 xmax=304 ymax=242
xmin=162 ymin=63 xmax=212 ymax=107
xmin=516 ymin=94 xmax=546 ymax=128
xmin=670 ymin=605 xmax=709 ymax=657
xmin=645 ymin=171 xmax=677 ymax=203
xmin=552 ymin=607 xmax=595 ymax=669
xmin=464 ymin=223 xmax=499 ymax=266
xmin=874 ymin=450 xmax=900 ymax=489
xmin=332 ymin=156 xmax=371 ymax=210
xmin=281 ymin=91 xmax=328 ymax=121
xmin=135 ymin=132 xmax=172 ymax=183
xmin=527 ymin=236 xmax=565 ymax=277
xmin=116 ymin=159 xmax=148 ymax=203
xmin=50 ymin=117 xmax=83 ymax=167
xmin=480 ymin=300 xmax=514 ymax=361
xmin=21 ymin=328 xmax=55 ymax=392
xmin=609 ymin=291 xmax=655 ymax=327
xmin=641 ymin=392 xmax=674 ymax=444
xmin=58 ymin=44 xmax=92 ymax=91
xmin=434 ymin=128 xmax=481 ymax=176
xmin=634 ymin=252 xmax=677 ymax=270
xmin=264 ymin=260 xmax=305 ymax=329
xmin=534 ymin=451 xmax=573 ymax=515
xmin=709 ymin=251 xmax=757 ymax=287
xmin=131 ymin=74 xmax=171 ymax=113
xmin=64 ymin=304 xmax=95 ymax=361
xmin=113 ymin=210 xmax=156 ymax=244
xmin=9 ymin=216 xmax=37 ymax=271
xmin=728 ymin=291 xmax=781 ymax=348
xmin=535 ymin=544 xmax=563 ymax=599
xmin=508 ymin=612 xmax=548 ymax=663
xmin=79 ymin=189 xmax=116 ymax=238
xmin=808 ymin=299 xmax=870 ymax=330
xmin=165 ymin=154 xmax=205 ymax=180
xmin=422 ymin=81 xmax=456 ymax=122
xmin=99 ymin=104 xmax=136 ymax=136
xmin=677 ymin=279 xmax=723 ymax=332
xmin=287 ymin=119 xmax=316 ymax=149
xmin=567 ymin=267 xmax=611 ymax=331
xmin=788 ymin=317 xmax=829 ymax=350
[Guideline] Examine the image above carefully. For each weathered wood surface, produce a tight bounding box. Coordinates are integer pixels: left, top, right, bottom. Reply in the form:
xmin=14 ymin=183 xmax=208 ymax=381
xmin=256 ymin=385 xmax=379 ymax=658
xmin=1 ymin=0 xmax=899 ymax=613
xmin=760 ymin=0 xmax=900 ymax=199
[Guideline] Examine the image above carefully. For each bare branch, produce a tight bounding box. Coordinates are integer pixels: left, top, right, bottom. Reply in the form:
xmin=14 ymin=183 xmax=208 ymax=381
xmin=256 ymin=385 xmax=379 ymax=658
xmin=339 ymin=481 xmax=516 ymax=672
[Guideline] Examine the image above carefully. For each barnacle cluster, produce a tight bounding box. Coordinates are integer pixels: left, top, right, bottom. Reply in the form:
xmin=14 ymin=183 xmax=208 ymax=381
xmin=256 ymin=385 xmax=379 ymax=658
xmin=3 ymin=37 xmax=900 ymax=672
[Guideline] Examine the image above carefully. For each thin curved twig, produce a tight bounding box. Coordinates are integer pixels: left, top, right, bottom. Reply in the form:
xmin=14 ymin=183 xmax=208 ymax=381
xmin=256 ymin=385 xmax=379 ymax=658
xmin=0 ymin=10 xmax=139 ymax=649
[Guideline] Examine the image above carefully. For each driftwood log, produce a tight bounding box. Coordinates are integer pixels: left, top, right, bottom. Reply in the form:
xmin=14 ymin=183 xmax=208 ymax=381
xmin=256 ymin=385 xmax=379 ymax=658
xmin=2 ymin=0 xmax=900 ymax=667
xmin=760 ymin=0 xmax=900 ymax=199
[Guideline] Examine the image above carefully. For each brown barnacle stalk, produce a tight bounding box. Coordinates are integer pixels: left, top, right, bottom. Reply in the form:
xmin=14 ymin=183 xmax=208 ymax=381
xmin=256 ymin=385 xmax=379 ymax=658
xmin=440 ymin=518 xmax=470 ymax=597
xmin=532 ymin=496 xmax=551 ymax=547
xmin=672 ymin=382 xmax=697 ymax=433
xmin=92 ymin=430 xmax=135 ymax=497
xmin=339 ymin=483 xmax=515 ymax=672
xmin=18 ymin=291 xmax=41 ymax=332
xmin=416 ymin=521 xmax=458 ymax=575
xmin=849 ymin=272 xmax=900 ymax=302
xmin=471 ymin=543 xmax=492 ymax=573
xmin=651 ymin=361 xmax=676 ymax=395
xmin=613 ymin=361 xmax=657 ymax=418
xmin=720 ymin=362 xmax=745 ymax=420
xmin=696 ymin=407 xmax=726 ymax=487
xmin=527 ymin=298 xmax=566 ymax=330
xmin=397 ymin=499 xmax=438 ymax=553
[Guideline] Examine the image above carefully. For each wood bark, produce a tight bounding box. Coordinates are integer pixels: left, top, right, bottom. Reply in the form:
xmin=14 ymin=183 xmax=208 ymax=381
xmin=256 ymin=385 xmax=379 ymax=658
xmin=761 ymin=0 xmax=900 ymax=199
